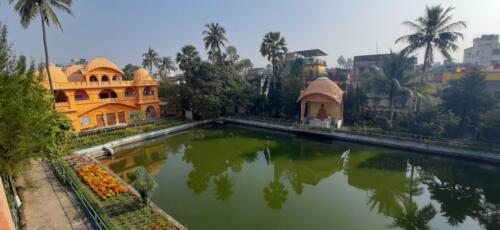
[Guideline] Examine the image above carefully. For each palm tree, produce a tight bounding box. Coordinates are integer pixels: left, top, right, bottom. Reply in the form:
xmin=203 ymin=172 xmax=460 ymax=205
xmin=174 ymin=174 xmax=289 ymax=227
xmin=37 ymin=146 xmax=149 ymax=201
xmin=157 ymin=56 xmax=177 ymax=81
xmin=260 ymin=32 xmax=287 ymax=99
xmin=203 ymin=22 xmax=227 ymax=65
xmin=142 ymin=46 xmax=159 ymax=75
xmin=176 ymin=45 xmax=201 ymax=84
xmin=9 ymin=0 xmax=73 ymax=98
xmin=396 ymin=5 xmax=467 ymax=73
xmin=363 ymin=52 xmax=432 ymax=120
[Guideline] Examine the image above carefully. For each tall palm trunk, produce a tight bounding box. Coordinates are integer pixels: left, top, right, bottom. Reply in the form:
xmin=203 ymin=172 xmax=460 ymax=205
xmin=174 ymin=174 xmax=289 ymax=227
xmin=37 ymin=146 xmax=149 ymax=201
xmin=415 ymin=43 xmax=432 ymax=114
xmin=40 ymin=10 xmax=55 ymax=109
xmin=389 ymin=90 xmax=394 ymax=121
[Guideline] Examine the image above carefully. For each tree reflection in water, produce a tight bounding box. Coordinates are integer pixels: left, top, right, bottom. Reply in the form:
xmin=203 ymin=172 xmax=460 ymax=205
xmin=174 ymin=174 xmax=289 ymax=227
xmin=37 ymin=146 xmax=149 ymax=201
xmin=263 ymin=180 xmax=289 ymax=209
xmin=103 ymin=126 xmax=500 ymax=230
xmin=213 ymin=174 xmax=234 ymax=201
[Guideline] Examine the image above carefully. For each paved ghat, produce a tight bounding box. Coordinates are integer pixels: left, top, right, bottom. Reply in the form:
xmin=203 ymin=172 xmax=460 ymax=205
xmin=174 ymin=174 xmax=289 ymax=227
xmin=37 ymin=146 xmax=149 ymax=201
xmin=17 ymin=161 xmax=91 ymax=230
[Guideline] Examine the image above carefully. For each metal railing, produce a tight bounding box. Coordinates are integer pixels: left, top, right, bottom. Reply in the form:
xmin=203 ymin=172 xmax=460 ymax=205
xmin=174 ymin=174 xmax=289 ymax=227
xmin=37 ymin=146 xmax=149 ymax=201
xmin=52 ymin=161 xmax=110 ymax=230
xmin=231 ymin=115 xmax=296 ymax=126
xmin=230 ymin=116 xmax=500 ymax=154
xmin=4 ymin=177 xmax=20 ymax=230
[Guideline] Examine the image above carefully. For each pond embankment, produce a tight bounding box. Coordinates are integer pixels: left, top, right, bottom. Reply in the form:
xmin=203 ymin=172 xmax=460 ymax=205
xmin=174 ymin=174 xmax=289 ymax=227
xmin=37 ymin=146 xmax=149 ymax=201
xmin=223 ymin=117 xmax=500 ymax=164
xmin=74 ymin=120 xmax=214 ymax=157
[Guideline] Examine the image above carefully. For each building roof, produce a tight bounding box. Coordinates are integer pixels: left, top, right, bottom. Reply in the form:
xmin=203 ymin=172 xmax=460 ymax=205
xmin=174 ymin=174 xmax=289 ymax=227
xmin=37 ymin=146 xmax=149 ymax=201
xmin=295 ymin=49 xmax=327 ymax=57
xmin=133 ymin=67 xmax=153 ymax=83
xmin=41 ymin=63 xmax=67 ymax=83
xmin=298 ymin=77 xmax=344 ymax=103
xmin=353 ymin=54 xmax=391 ymax=62
xmin=64 ymin=64 xmax=85 ymax=76
xmin=86 ymin=57 xmax=124 ymax=75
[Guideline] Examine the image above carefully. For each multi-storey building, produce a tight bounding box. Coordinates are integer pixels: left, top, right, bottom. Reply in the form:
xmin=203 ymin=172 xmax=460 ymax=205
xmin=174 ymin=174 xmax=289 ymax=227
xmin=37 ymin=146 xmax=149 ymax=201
xmin=285 ymin=49 xmax=328 ymax=82
xmin=352 ymin=54 xmax=391 ymax=82
xmin=464 ymin=34 xmax=500 ymax=67
xmin=40 ymin=57 xmax=160 ymax=131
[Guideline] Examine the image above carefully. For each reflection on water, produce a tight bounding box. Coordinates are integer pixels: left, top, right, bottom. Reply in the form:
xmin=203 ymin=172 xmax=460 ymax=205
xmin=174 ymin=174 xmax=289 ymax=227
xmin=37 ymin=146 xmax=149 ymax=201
xmin=100 ymin=125 xmax=500 ymax=230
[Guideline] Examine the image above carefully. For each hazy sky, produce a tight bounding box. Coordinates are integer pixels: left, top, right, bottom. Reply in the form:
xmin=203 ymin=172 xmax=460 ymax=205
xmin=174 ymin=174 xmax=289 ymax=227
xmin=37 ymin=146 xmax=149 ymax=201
xmin=1 ymin=0 xmax=499 ymax=69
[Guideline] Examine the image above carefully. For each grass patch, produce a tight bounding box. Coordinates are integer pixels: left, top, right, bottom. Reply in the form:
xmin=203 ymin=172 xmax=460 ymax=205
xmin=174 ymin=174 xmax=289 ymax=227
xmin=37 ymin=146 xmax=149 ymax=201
xmin=65 ymin=119 xmax=187 ymax=151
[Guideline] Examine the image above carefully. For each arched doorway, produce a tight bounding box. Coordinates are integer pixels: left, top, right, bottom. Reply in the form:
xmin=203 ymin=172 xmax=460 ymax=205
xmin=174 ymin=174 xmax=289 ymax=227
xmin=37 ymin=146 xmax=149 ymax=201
xmin=143 ymin=86 xmax=154 ymax=96
xmin=74 ymin=89 xmax=89 ymax=101
xmin=124 ymin=87 xmax=136 ymax=97
xmin=99 ymin=89 xmax=117 ymax=100
xmin=54 ymin=90 xmax=68 ymax=103
xmin=145 ymin=106 xmax=156 ymax=118
xmin=101 ymin=75 xmax=109 ymax=82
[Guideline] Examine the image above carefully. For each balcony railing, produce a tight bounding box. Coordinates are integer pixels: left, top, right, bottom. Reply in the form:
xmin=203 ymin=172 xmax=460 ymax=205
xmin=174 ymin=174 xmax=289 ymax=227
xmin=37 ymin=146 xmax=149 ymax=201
xmin=53 ymin=80 xmax=159 ymax=89
xmin=99 ymin=98 xmax=117 ymax=102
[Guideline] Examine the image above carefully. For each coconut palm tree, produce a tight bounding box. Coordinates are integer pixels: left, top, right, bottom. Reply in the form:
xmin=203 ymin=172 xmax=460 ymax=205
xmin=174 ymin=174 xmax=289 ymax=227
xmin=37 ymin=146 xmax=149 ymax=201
xmin=203 ymin=22 xmax=227 ymax=65
xmin=142 ymin=46 xmax=160 ymax=75
xmin=176 ymin=45 xmax=201 ymax=84
xmin=363 ymin=52 xmax=433 ymax=120
xmin=396 ymin=5 xmax=467 ymax=73
xmin=9 ymin=0 xmax=73 ymax=98
xmin=157 ymin=56 xmax=177 ymax=81
xmin=260 ymin=32 xmax=287 ymax=107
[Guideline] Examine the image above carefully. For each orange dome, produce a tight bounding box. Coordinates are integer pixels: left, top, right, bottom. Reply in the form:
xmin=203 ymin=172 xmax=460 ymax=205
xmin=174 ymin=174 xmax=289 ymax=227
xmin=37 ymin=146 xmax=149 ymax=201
xmin=133 ymin=67 xmax=153 ymax=83
xmin=41 ymin=63 xmax=67 ymax=83
xmin=86 ymin=57 xmax=124 ymax=74
xmin=298 ymin=77 xmax=344 ymax=103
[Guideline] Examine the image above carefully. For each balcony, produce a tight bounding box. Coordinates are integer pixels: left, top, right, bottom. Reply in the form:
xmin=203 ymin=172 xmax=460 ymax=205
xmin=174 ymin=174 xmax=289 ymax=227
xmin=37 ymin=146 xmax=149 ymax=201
xmin=304 ymin=58 xmax=326 ymax=66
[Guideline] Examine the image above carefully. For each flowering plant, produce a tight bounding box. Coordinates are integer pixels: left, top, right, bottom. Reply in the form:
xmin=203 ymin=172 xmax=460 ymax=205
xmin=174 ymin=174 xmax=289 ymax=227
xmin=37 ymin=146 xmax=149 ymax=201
xmin=76 ymin=164 xmax=127 ymax=199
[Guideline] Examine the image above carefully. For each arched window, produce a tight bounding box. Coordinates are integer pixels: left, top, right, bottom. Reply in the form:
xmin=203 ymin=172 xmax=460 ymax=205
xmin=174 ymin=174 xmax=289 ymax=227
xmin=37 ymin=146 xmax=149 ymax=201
xmin=89 ymin=75 xmax=98 ymax=82
xmin=99 ymin=89 xmax=117 ymax=99
xmin=74 ymin=89 xmax=89 ymax=101
xmin=124 ymin=87 xmax=136 ymax=97
xmin=143 ymin=86 xmax=154 ymax=96
xmin=145 ymin=106 xmax=156 ymax=118
xmin=55 ymin=90 xmax=68 ymax=103
xmin=101 ymin=75 xmax=109 ymax=82
xmin=112 ymin=75 xmax=119 ymax=81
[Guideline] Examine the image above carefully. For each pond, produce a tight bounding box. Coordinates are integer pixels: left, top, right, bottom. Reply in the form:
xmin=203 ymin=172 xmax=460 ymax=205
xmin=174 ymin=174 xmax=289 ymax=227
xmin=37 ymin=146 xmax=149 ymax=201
xmin=100 ymin=124 xmax=500 ymax=230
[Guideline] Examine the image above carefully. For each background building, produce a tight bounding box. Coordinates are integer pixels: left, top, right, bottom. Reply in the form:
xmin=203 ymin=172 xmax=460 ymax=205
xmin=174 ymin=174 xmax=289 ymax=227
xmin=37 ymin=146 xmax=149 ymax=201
xmin=352 ymin=54 xmax=391 ymax=82
xmin=285 ymin=49 xmax=328 ymax=82
xmin=443 ymin=70 xmax=500 ymax=100
xmin=463 ymin=34 xmax=500 ymax=67
xmin=41 ymin=57 xmax=160 ymax=131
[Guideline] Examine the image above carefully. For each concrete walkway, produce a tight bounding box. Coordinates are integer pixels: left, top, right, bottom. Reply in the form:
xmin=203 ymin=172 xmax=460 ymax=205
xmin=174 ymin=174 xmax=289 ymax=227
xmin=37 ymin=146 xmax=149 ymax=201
xmin=17 ymin=160 xmax=91 ymax=230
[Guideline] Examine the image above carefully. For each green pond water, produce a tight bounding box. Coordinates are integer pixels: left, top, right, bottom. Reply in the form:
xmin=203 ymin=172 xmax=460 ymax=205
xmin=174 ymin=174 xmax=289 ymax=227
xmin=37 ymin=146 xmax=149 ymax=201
xmin=101 ymin=124 xmax=500 ymax=230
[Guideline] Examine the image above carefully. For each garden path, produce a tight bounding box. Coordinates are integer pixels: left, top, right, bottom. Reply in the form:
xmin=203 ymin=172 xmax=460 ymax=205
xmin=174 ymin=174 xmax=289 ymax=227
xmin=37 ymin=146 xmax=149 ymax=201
xmin=17 ymin=160 xmax=92 ymax=230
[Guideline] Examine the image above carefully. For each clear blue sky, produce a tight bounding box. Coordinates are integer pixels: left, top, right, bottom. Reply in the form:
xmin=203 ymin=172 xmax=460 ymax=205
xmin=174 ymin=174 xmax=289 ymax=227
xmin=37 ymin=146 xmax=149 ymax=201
xmin=1 ymin=0 xmax=499 ymax=69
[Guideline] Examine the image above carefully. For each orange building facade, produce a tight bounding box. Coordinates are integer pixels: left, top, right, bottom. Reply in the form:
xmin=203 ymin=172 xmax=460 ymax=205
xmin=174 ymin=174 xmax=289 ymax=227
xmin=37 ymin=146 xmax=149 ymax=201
xmin=41 ymin=57 xmax=160 ymax=132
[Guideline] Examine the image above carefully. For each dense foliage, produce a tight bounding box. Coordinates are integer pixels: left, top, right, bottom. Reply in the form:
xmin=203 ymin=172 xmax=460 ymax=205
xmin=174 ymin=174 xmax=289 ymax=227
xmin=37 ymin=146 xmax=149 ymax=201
xmin=0 ymin=23 xmax=73 ymax=176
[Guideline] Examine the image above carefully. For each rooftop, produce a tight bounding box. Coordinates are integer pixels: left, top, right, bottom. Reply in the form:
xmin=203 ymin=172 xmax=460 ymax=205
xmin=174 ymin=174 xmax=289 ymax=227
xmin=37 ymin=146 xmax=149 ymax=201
xmin=295 ymin=49 xmax=327 ymax=57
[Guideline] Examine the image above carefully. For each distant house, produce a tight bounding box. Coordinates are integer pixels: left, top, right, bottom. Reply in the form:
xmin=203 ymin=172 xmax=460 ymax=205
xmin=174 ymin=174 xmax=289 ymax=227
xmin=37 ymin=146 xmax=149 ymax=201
xmin=285 ymin=49 xmax=328 ymax=82
xmin=443 ymin=70 xmax=500 ymax=100
xmin=464 ymin=34 xmax=500 ymax=67
xmin=352 ymin=54 xmax=391 ymax=82
xmin=247 ymin=67 xmax=271 ymax=96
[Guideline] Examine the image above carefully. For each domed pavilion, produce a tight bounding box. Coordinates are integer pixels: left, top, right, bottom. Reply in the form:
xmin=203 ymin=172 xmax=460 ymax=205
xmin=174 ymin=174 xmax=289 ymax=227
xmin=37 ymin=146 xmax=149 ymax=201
xmin=298 ymin=77 xmax=344 ymax=128
xmin=40 ymin=57 xmax=160 ymax=131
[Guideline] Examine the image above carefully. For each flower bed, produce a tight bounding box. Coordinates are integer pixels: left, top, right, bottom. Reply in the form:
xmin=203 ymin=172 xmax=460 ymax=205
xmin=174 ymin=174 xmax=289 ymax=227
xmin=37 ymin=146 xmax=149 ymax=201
xmin=75 ymin=164 xmax=127 ymax=199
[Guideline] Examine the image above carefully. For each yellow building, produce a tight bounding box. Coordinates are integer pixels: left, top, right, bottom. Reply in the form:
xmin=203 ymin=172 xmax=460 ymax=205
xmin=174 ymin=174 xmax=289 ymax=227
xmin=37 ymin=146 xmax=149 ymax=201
xmin=442 ymin=71 xmax=500 ymax=99
xmin=41 ymin=57 xmax=160 ymax=131
xmin=285 ymin=49 xmax=328 ymax=82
